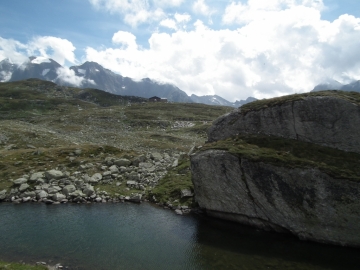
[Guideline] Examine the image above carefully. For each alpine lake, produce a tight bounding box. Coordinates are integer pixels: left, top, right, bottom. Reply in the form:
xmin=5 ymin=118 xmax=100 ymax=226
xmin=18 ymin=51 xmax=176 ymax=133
xmin=0 ymin=202 xmax=359 ymax=270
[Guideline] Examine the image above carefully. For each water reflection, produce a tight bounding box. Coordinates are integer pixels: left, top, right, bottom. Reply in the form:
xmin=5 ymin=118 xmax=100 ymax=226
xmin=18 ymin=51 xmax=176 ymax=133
xmin=193 ymin=215 xmax=360 ymax=270
xmin=0 ymin=203 xmax=359 ymax=270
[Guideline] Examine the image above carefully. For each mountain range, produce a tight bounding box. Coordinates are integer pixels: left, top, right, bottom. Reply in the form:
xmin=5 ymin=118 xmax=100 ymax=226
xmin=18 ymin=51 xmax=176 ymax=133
xmin=312 ymin=78 xmax=360 ymax=92
xmin=0 ymin=57 xmax=256 ymax=107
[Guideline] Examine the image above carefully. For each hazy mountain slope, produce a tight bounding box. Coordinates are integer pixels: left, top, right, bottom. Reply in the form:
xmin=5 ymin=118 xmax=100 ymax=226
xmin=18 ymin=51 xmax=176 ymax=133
xmin=0 ymin=58 xmax=17 ymax=82
xmin=9 ymin=57 xmax=61 ymax=82
xmin=70 ymin=62 xmax=192 ymax=103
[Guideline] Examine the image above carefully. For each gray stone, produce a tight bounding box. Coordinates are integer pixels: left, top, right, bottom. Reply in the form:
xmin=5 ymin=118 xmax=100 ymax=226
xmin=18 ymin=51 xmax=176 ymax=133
xmin=52 ymin=193 xmax=66 ymax=201
xmin=19 ymin=183 xmax=30 ymax=192
xmin=29 ymin=172 xmax=45 ymax=182
xmin=45 ymin=170 xmax=64 ymax=180
xmin=180 ymin=189 xmax=193 ymax=198
xmin=129 ymin=193 xmax=142 ymax=203
xmin=114 ymin=158 xmax=131 ymax=167
xmin=69 ymin=190 xmax=85 ymax=198
xmin=13 ymin=177 xmax=28 ymax=185
xmin=47 ymin=186 xmax=62 ymax=194
xmin=126 ymin=180 xmax=137 ymax=186
xmin=83 ymin=185 xmax=95 ymax=197
xmin=63 ymin=185 xmax=76 ymax=196
xmin=175 ymin=209 xmax=183 ymax=215
xmin=22 ymin=197 xmax=31 ymax=202
xmin=109 ymin=165 xmax=119 ymax=173
xmin=150 ymin=152 xmax=163 ymax=161
xmin=20 ymin=191 xmax=36 ymax=198
xmin=36 ymin=190 xmax=48 ymax=200
xmin=0 ymin=189 xmax=7 ymax=200
xmin=90 ymin=173 xmax=102 ymax=183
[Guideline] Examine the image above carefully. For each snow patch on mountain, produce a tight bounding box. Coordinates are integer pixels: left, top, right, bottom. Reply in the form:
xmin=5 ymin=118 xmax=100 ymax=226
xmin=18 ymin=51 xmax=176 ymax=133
xmin=0 ymin=71 xmax=12 ymax=82
xmin=31 ymin=57 xmax=51 ymax=64
xmin=42 ymin=69 xmax=50 ymax=76
xmin=77 ymin=69 xmax=86 ymax=75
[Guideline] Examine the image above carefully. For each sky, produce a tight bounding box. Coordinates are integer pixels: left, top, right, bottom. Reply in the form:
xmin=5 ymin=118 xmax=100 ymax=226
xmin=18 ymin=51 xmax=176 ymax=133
xmin=0 ymin=0 xmax=360 ymax=101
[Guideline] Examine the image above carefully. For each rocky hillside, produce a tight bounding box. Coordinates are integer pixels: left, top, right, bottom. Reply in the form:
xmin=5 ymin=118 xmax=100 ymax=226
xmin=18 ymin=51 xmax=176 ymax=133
xmin=191 ymin=90 xmax=360 ymax=247
xmin=0 ymin=79 xmax=232 ymax=213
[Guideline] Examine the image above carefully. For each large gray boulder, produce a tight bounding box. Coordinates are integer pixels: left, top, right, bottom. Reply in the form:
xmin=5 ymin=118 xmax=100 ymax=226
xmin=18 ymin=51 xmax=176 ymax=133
xmin=208 ymin=94 xmax=360 ymax=154
xmin=192 ymin=92 xmax=360 ymax=247
xmin=191 ymin=149 xmax=360 ymax=247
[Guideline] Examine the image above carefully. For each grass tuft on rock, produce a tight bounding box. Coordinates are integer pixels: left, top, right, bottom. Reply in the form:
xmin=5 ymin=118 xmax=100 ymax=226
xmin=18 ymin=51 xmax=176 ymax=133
xmin=150 ymin=156 xmax=194 ymax=206
xmin=201 ymin=134 xmax=360 ymax=181
xmin=0 ymin=260 xmax=47 ymax=270
xmin=240 ymin=90 xmax=360 ymax=115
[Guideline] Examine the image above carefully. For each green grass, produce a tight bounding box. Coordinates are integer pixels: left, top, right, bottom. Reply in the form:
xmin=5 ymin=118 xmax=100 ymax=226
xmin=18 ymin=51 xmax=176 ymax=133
xmin=240 ymin=90 xmax=360 ymax=115
xmin=150 ymin=156 xmax=195 ymax=206
xmin=124 ymin=102 xmax=233 ymax=122
xmin=201 ymin=134 xmax=360 ymax=181
xmin=0 ymin=260 xmax=47 ymax=270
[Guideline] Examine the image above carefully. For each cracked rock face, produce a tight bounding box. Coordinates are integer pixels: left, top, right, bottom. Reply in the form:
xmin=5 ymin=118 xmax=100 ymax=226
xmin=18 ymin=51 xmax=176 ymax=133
xmin=191 ymin=149 xmax=360 ymax=247
xmin=208 ymin=96 xmax=360 ymax=154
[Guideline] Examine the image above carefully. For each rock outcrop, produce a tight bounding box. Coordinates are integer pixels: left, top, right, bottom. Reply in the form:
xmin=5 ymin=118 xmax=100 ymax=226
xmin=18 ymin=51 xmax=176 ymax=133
xmin=208 ymin=93 xmax=360 ymax=154
xmin=191 ymin=91 xmax=360 ymax=247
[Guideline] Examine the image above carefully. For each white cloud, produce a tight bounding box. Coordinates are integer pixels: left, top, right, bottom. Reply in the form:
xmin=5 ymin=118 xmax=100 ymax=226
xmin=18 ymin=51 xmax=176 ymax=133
xmin=27 ymin=36 xmax=77 ymax=65
xmin=83 ymin=0 xmax=360 ymax=101
xmin=153 ymin=0 xmax=184 ymax=7
xmin=112 ymin=31 xmax=138 ymax=50
xmin=174 ymin=12 xmax=191 ymax=23
xmin=88 ymin=0 xmax=166 ymax=27
xmin=0 ymin=37 xmax=28 ymax=64
xmin=160 ymin=18 xmax=178 ymax=30
xmin=56 ymin=67 xmax=96 ymax=87
xmin=193 ymin=0 xmax=211 ymax=15
xmin=0 ymin=36 xmax=76 ymax=66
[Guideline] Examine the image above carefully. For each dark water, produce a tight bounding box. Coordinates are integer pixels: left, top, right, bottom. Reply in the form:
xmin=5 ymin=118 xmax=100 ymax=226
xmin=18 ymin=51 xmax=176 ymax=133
xmin=0 ymin=203 xmax=359 ymax=270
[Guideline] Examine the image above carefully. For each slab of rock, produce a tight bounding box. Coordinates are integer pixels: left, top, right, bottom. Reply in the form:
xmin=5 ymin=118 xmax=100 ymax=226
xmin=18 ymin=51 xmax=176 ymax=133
xmin=52 ymin=193 xmax=66 ymax=202
xmin=19 ymin=183 xmax=30 ymax=192
xmin=129 ymin=193 xmax=142 ymax=203
xmin=45 ymin=170 xmax=64 ymax=180
xmin=114 ymin=158 xmax=131 ymax=167
xmin=13 ymin=178 xmax=28 ymax=185
xmin=29 ymin=172 xmax=45 ymax=182
xmin=150 ymin=152 xmax=163 ymax=161
xmin=180 ymin=189 xmax=193 ymax=198
xmin=191 ymin=149 xmax=360 ymax=247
